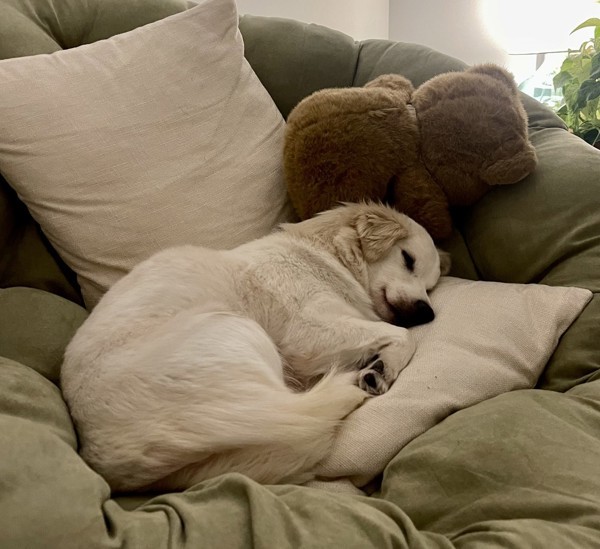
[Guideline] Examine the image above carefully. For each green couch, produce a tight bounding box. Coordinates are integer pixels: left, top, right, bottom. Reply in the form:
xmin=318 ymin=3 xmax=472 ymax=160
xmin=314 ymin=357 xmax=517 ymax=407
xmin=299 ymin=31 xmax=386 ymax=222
xmin=2 ymin=0 xmax=600 ymax=547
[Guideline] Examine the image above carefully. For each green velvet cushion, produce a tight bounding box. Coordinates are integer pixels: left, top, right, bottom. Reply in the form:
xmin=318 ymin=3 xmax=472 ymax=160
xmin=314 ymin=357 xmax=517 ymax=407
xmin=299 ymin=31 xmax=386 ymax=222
xmin=0 ymin=287 xmax=87 ymax=383
xmin=0 ymin=0 xmax=189 ymax=58
xmin=2 ymin=349 xmax=600 ymax=547
xmin=0 ymin=188 xmax=82 ymax=304
xmin=380 ymin=382 xmax=600 ymax=546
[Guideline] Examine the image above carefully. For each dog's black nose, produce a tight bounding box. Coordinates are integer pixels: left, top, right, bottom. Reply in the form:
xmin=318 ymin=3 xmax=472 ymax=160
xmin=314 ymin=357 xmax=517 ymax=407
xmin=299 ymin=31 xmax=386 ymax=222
xmin=392 ymin=300 xmax=434 ymax=328
xmin=414 ymin=300 xmax=434 ymax=325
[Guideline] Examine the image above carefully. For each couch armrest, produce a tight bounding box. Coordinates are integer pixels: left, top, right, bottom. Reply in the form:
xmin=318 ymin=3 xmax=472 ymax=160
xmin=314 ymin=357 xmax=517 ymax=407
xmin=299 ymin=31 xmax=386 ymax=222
xmin=460 ymin=128 xmax=600 ymax=390
xmin=464 ymin=129 xmax=600 ymax=287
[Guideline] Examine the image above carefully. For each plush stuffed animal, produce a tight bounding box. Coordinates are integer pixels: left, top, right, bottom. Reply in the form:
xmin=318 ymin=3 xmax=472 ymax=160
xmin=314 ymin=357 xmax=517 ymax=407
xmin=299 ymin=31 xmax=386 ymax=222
xmin=283 ymin=64 xmax=537 ymax=240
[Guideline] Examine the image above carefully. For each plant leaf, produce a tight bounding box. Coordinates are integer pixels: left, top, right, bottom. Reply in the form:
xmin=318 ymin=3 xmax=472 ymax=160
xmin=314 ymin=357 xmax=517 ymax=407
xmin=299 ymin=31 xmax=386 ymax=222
xmin=553 ymin=70 xmax=572 ymax=89
xmin=590 ymin=52 xmax=600 ymax=79
xmin=576 ymin=78 xmax=600 ymax=108
xmin=583 ymin=127 xmax=600 ymax=146
xmin=571 ymin=18 xmax=600 ymax=34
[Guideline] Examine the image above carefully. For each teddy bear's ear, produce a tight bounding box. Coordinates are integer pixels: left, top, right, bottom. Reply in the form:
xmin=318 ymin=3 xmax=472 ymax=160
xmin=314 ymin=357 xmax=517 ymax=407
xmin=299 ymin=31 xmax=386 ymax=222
xmin=353 ymin=203 xmax=409 ymax=263
xmin=364 ymin=74 xmax=414 ymax=103
xmin=468 ymin=64 xmax=518 ymax=94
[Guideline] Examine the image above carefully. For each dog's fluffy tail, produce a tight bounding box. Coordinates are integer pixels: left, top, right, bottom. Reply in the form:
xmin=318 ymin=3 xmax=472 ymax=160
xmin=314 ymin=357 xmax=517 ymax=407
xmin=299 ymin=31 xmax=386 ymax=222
xmin=269 ymin=368 xmax=367 ymax=442
xmin=273 ymin=368 xmax=367 ymax=430
xmin=149 ymin=370 xmax=367 ymax=490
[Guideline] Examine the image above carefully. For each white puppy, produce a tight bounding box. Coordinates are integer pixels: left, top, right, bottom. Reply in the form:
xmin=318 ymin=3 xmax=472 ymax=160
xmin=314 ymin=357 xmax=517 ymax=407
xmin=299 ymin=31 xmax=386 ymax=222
xmin=61 ymin=202 xmax=449 ymax=492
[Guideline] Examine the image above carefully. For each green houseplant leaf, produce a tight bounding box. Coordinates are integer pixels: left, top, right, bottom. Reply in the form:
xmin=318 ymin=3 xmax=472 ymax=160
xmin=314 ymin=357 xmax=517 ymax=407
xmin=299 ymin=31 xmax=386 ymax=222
xmin=576 ymin=78 xmax=600 ymax=108
xmin=572 ymin=17 xmax=600 ymax=33
xmin=553 ymin=12 xmax=600 ymax=148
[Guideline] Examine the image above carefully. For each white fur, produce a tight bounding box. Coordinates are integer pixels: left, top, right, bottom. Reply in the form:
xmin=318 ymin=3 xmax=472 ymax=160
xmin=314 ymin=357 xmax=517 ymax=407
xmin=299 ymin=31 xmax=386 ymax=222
xmin=61 ymin=202 xmax=447 ymax=492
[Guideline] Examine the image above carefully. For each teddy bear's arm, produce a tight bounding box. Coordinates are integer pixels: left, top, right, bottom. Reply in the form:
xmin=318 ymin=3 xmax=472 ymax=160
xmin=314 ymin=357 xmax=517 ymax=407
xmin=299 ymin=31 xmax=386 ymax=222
xmin=388 ymin=166 xmax=453 ymax=241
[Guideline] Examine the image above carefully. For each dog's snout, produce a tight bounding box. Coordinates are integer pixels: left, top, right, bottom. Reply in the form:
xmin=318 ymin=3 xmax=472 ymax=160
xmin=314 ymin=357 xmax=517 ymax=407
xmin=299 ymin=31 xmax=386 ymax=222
xmin=392 ymin=299 xmax=435 ymax=328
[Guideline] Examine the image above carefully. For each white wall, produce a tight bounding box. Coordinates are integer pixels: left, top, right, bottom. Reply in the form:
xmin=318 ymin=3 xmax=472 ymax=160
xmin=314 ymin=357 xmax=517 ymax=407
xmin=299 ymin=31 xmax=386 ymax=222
xmin=388 ymin=0 xmax=600 ymax=75
xmin=388 ymin=0 xmax=509 ymax=66
xmin=235 ymin=0 xmax=390 ymax=40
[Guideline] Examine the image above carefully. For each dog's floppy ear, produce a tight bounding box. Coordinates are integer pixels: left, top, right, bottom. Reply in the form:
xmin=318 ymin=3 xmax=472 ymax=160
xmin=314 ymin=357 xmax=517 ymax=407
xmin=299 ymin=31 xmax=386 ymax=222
xmin=438 ymin=249 xmax=452 ymax=276
xmin=354 ymin=204 xmax=409 ymax=263
xmin=333 ymin=226 xmax=365 ymax=275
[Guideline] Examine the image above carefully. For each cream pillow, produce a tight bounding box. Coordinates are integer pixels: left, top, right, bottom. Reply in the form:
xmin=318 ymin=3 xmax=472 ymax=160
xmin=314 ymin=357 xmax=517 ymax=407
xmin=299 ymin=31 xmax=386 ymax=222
xmin=309 ymin=277 xmax=592 ymax=493
xmin=0 ymin=0 xmax=292 ymax=307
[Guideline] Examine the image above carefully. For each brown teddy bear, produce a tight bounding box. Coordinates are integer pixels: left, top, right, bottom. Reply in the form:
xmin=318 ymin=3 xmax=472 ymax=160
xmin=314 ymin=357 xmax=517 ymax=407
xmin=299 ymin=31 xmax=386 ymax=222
xmin=283 ymin=64 xmax=537 ymax=240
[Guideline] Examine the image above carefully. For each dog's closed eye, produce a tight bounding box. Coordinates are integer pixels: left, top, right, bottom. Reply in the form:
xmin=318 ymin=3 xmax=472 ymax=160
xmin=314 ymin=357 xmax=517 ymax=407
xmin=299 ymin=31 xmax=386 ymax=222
xmin=402 ymin=250 xmax=415 ymax=272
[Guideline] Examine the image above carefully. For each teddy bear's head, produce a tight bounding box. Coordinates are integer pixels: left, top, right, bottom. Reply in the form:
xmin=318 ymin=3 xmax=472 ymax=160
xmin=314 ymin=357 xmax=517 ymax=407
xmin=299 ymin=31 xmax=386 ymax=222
xmin=412 ymin=64 xmax=537 ymax=206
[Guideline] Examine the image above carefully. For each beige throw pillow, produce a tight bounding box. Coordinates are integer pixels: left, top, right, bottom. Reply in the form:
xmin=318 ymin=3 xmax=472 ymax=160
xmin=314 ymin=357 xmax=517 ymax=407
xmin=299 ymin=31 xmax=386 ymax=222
xmin=310 ymin=277 xmax=592 ymax=493
xmin=0 ymin=0 xmax=292 ymax=307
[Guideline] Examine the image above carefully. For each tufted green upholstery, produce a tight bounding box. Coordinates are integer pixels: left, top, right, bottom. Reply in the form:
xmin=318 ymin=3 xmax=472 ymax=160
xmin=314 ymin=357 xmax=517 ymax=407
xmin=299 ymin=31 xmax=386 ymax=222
xmin=2 ymin=2 xmax=600 ymax=547
xmin=0 ymin=0 xmax=190 ymax=56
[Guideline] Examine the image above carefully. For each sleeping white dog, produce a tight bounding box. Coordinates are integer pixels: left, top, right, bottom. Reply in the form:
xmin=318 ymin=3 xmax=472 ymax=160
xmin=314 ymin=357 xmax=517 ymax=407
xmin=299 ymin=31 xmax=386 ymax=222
xmin=61 ymin=202 xmax=449 ymax=492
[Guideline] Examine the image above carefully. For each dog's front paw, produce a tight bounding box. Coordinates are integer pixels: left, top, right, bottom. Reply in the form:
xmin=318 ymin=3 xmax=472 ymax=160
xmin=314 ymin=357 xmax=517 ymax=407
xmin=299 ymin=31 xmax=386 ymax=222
xmin=378 ymin=334 xmax=416 ymax=377
xmin=358 ymin=356 xmax=390 ymax=396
